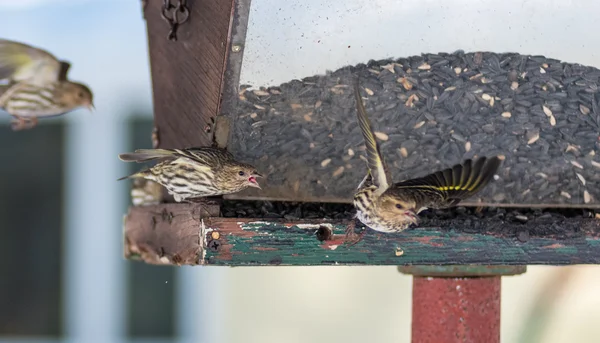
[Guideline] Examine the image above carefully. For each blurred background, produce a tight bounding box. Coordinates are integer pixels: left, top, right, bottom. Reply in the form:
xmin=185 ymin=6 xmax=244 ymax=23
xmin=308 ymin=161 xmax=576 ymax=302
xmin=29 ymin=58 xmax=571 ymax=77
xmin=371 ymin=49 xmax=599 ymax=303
xmin=0 ymin=1 xmax=599 ymax=343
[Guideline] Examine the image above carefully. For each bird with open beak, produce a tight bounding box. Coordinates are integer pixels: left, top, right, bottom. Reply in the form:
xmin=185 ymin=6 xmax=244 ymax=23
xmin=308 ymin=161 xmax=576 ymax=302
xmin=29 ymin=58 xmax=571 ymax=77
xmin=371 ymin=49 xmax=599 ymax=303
xmin=118 ymin=146 xmax=263 ymax=203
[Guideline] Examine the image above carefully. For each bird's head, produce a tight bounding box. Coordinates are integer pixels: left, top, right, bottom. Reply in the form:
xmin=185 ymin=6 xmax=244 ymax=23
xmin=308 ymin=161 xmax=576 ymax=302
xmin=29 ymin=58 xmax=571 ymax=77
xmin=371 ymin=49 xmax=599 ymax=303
xmin=377 ymin=194 xmax=418 ymax=226
xmin=58 ymin=81 xmax=94 ymax=112
xmin=221 ymin=162 xmax=263 ymax=192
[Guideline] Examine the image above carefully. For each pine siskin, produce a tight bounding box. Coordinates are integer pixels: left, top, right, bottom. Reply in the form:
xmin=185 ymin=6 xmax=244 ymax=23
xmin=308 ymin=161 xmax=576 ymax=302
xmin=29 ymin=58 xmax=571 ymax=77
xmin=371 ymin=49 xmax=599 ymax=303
xmin=0 ymin=81 xmax=94 ymax=131
xmin=118 ymin=147 xmax=263 ymax=202
xmin=0 ymin=38 xmax=94 ymax=131
xmin=352 ymin=78 xmax=502 ymax=233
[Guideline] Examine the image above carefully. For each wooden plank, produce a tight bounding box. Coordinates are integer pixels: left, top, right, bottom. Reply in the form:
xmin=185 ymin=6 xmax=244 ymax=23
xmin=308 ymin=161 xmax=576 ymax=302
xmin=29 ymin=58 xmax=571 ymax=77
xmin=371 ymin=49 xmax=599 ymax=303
xmin=124 ymin=202 xmax=220 ymax=265
xmin=123 ymin=204 xmax=600 ymax=266
xmin=143 ymin=0 xmax=235 ymax=148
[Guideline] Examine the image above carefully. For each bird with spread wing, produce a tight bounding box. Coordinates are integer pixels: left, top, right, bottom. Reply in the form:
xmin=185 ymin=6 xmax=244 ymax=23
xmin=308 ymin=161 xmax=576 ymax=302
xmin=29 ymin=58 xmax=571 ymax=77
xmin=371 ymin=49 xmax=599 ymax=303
xmin=352 ymin=78 xmax=502 ymax=233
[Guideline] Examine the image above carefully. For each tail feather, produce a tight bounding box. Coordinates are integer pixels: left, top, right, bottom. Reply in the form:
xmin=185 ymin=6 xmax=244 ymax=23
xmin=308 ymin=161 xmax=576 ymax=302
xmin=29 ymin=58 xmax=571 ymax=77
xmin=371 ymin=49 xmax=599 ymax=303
xmin=118 ymin=149 xmax=176 ymax=163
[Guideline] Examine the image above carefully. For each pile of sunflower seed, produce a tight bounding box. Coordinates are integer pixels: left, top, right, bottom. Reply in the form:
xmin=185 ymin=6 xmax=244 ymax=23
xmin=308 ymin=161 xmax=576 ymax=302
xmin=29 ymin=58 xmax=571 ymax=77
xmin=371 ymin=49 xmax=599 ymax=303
xmin=231 ymin=51 xmax=600 ymax=207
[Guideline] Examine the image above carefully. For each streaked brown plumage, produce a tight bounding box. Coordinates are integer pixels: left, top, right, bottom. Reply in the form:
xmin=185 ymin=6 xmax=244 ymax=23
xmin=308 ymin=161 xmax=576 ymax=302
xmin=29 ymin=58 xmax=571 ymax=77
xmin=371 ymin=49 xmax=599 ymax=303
xmin=0 ymin=81 xmax=94 ymax=130
xmin=0 ymin=38 xmax=93 ymax=131
xmin=118 ymin=147 xmax=263 ymax=202
xmin=353 ymin=78 xmax=502 ymax=233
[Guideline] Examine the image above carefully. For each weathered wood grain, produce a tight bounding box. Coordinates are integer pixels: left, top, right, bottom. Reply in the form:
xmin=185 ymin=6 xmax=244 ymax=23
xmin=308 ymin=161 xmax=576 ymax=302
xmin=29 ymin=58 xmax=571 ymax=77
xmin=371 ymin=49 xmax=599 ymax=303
xmin=123 ymin=204 xmax=600 ymax=266
xmin=124 ymin=202 xmax=220 ymax=265
xmin=143 ymin=0 xmax=235 ymax=148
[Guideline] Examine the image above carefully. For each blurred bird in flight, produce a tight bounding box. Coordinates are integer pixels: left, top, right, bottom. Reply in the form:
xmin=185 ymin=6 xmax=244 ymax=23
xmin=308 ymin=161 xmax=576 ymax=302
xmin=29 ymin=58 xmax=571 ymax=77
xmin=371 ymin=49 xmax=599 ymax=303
xmin=0 ymin=38 xmax=94 ymax=131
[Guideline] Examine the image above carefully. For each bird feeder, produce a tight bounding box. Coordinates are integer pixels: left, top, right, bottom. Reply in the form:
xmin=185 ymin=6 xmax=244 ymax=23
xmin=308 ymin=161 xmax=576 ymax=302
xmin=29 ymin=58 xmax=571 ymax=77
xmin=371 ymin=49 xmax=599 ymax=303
xmin=126 ymin=1 xmax=600 ymax=341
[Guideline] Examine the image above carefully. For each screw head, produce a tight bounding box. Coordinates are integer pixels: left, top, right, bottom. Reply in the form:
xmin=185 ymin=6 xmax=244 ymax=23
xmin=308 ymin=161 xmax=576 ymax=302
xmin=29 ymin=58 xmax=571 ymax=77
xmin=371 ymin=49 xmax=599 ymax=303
xmin=232 ymin=44 xmax=242 ymax=52
xmin=207 ymin=239 xmax=221 ymax=252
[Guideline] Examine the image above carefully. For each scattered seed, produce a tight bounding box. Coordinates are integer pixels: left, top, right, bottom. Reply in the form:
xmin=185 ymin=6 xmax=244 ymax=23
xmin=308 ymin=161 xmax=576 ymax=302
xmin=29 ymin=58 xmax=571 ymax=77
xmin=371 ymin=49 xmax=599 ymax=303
xmin=332 ymin=166 xmax=344 ymax=178
xmin=481 ymin=93 xmax=491 ymax=101
xmin=549 ymin=114 xmax=556 ymax=126
xmin=381 ymin=63 xmax=395 ymax=73
xmin=398 ymin=77 xmax=413 ymax=90
xmin=348 ymin=148 xmax=355 ymax=156
xmin=584 ymin=190 xmax=591 ymax=204
xmin=560 ymin=191 xmax=571 ymax=199
xmin=365 ymin=88 xmax=374 ymax=96
xmin=511 ymin=81 xmax=519 ymax=90
xmin=315 ymin=100 xmax=322 ymax=109
xmin=303 ymin=114 xmax=312 ymax=122
xmin=540 ymin=67 xmax=546 ymax=74
xmin=270 ymin=89 xmax=281 ymax=95
xmin=321 ymin=158 xmax=331 ymax=167
xmin=374 ymin=132 xmax=389 ymax=141
xmin=591 ymin=160 xmax=600 ymax=169
xmin=399 ymin=147 xmax=408 ymax=157
xmin=565 ymin=144 xmax=579 ymax=153
xmin=250 ymin=112 xmax=258 ymax=119
xmin=465 ymin=141 xmax=471 ymax=152
xmin=414 ymin=121 xmax=425 ymax=129
xmin=469 ymin=73 xmax=483 ymax=80
xmin=418 ymin=62 xmax=431 ymax=70
xmin=501 ymin=111 xmax=512 ymax=118
xmin=527 ymin=131 xmax=540 ymax=145
xmin=515 ymin=214 xmax=528 ymax=222
xmin=570 ymin=160 xmax=584 ymax=169
xmin=290 ymin=103 xmax=302 ymax=110
xmin=580 ymin=104 xmax=590 ymax=114
xmin=254 ymin=104 xmax=265 ymax=110
xmin=395 ymin=247 xmax=404 ymax=256
xmin=542 ymin=105 xmax=552 ymax=117
xmin=454 ymin=67 xmax=462 ymax=74
xmin=576 ymin=173 xmax=586 ymax=186
xmin=445 ymin=86 xmax=456 ymax=92
xmin=405 ymin=94 xmax=418 ymax=107
xmin=498 ymin=155 xmax=506 ymax=161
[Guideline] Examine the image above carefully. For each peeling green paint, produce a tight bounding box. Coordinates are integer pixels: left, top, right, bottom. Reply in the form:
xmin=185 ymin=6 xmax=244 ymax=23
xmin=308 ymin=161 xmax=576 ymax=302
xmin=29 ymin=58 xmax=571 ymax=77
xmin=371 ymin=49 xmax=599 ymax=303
xmin=203 ymin=221 xmax=600 ymax=266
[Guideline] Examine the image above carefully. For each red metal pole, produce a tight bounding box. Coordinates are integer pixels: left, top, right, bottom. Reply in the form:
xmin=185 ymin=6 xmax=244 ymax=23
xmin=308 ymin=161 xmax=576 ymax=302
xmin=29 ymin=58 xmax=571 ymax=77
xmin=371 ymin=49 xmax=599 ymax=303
xmin=399 ymin=265 xmax=526 ymax=343
xmin=412 ymin=276 xmax=500 ymax=343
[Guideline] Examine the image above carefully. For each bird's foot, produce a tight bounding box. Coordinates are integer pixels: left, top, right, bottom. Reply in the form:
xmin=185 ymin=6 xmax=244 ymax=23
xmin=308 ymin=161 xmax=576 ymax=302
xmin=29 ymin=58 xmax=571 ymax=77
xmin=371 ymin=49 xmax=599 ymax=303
xmin=10 ymin=117 xmax=33 ymax=131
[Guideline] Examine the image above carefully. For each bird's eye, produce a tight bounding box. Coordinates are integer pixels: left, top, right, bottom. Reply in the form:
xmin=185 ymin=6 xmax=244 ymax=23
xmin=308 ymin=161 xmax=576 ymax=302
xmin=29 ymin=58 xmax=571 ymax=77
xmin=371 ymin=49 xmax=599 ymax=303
xmin=77 ymin=91 xmax=84 ymax=98
xmin=238 ymin=171 xmax=245 ymax=176
xmin=395 ymin=204 xmax=403 ymax=209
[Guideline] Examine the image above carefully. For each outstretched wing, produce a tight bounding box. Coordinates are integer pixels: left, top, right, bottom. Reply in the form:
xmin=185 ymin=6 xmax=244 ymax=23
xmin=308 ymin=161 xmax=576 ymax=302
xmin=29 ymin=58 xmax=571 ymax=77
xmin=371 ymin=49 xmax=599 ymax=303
xmin=354 ymin=77 xmax=390 ymax=191
xmin=0 ymin=39 xmax=61 ymax=85
xmin=389 ymin=156 xmax=502 ymax=207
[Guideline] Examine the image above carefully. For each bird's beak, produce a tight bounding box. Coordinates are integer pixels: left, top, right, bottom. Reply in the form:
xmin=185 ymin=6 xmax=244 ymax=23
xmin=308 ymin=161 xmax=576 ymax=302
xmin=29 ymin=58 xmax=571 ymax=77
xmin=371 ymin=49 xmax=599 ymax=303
xmin=87 ymin=103 xmax=95 ymax=112
xmin=248 ymin=176 xmax=262 ymax=189
xmin=405 ymin=211 xmax=418 ymax=225
xmin=253 ymin=172 xmax=264 ymax=178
